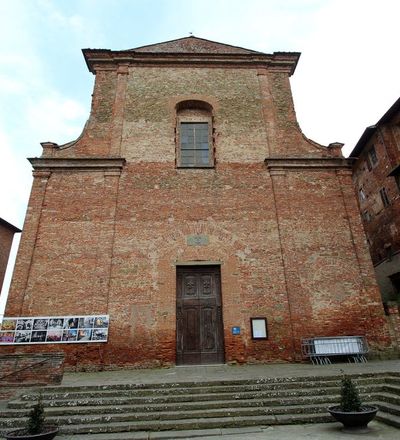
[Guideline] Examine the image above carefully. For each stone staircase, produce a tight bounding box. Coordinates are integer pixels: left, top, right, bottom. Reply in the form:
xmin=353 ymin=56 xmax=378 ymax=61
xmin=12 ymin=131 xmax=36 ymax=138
xmin=1 ymin=372 xmax=399 ymax=439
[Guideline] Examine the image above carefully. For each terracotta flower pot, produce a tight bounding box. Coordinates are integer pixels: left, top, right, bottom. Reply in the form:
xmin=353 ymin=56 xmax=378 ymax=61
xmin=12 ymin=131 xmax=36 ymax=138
xmin=5 ymin=426 xmax=58 ymax=440
xmin=328 ymin=405 xmax=378 ymax=432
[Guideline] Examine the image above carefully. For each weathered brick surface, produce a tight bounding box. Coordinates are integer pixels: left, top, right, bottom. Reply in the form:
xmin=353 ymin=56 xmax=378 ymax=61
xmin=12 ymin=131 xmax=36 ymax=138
xmin=2 ymin=37 xmax=394 ymax=369
xmin=351 ymin=98 xmax=400 ymax=326
xmin=0 ymin=220 xmax=20 ymax=293
xmin=0 ymin=353 xmax=64 ymax=385
xmin=386 ymin=306 xmax=400 ymax=349
xmin=352 ymin=123 xmax=400 ymax=267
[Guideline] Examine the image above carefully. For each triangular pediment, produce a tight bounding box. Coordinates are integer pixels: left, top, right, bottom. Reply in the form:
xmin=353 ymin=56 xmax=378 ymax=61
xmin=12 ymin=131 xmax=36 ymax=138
xmin=129 ymin=36 xmax=263 ymax=55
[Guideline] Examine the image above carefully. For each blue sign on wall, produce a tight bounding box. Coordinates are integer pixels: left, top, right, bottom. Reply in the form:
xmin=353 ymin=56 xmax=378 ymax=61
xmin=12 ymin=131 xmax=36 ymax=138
xmin=232 ymin=326 xmax=241 ymax=335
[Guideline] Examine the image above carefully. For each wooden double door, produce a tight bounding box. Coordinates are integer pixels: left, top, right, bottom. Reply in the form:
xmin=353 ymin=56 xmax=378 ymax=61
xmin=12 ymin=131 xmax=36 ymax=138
xmin=176 ymin=266 xmax=225 ymax=365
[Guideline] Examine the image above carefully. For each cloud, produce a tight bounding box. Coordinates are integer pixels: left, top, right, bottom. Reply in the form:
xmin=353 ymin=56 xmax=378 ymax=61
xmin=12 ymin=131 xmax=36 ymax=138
xmin=0 ymin=1 xmax=92 ymax=226
xmin=0 ymin=130 xmax=31 ymax=225
xmin=163 ymin=0 xmax=324 ymax=52
xmin=40 ymin=3 xmax=85 ymax=33
xmin=26 ymin=94 xmax=88 ymax=144
xmin=290 ymin=0 xmax=400 ymax=153
xmin=0 ymin=74 xmax=28 ymax=94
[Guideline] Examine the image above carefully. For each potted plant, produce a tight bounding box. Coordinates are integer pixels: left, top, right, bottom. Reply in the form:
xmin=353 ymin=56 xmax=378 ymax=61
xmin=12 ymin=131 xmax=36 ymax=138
xmin=5 ymin=393 xmax=58 ymax=440
xmin=328 ymin=374 xmax=378 ymax=432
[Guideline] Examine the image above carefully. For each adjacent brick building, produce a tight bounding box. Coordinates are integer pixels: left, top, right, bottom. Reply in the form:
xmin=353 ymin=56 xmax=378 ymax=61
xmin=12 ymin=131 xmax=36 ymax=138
xmin=0 ymin=218 xmax=21 ymax=295
xmin=2 ymin=37 xmax=394 ymax=368
xmin=350 ymin=97 xmax=400 ymax=309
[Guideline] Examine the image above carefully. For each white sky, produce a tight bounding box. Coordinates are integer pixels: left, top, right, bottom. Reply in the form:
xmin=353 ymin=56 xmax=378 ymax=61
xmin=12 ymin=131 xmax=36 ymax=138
xmin=0 ymin=0 xmax=399 ymax=315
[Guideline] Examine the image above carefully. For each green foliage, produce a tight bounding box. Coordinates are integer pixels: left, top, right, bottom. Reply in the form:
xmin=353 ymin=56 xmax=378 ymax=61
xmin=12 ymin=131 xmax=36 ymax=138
xmin=340 ymin=376 xmax=362 ymax=412
xmin=26 ymin=394 xmax=45 ymax=435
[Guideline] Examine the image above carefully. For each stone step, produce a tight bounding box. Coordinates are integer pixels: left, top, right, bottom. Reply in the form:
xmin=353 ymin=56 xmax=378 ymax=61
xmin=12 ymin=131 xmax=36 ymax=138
xmin=19 ymin=381 xmax=343 ymax=400
xmin=5 ymin=388 xmax=341 ymax=409
xmin=2 ymin=372 xmax=399 ymax=437
xmin=58 ymin=412 xmax=333 ymax=435
xmin=1 ymin=393 xmax=346 ymax=421
xmin=26 ymin=373 xmax=397 ymax=395
xmin=374 ymin=391 xmax=400 ymax=406
xmin=0 ymin=402 xmax=334 ymax=430
xmin=383 ymin=384 xmax=400 ymax=394
xmin=7 ymin=393 xmax=385 ymax=416
xmin=384 ymin=377 xmax=400 ymax=385
xmin=10 ymin=384 xmax=386 ymax=410
xmin=375 ymin=411 xmax=400 ymax=428
xmin=373 ymin=400 xmax=400 ymax=417
xmin=5 ymin=395 xmax=399 ymax=432
xmin=8 ymin=392 xmax=315 ymax=409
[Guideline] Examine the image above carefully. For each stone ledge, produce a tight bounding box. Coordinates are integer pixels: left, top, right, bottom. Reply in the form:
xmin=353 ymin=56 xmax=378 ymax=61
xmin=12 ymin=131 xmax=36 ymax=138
xmin=28 ymin=157 xmax=126 ymax=171
xmin=265 ymin=157 xmax=354 ymax=170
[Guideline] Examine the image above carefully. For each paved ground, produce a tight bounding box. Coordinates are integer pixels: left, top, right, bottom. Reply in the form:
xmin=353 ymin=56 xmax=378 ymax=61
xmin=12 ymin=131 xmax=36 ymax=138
xmin=3 ymin=360 xmax=399 ymax=439
xmin=54 ymin=421 xmax=399 ymax=440
xmin=56 ymin=359 xmax=400 ymax=438
xmin=62 ymin=359 xmax=400 ymax=386
xmin=190 ymin=422 xmax=400 ymax=439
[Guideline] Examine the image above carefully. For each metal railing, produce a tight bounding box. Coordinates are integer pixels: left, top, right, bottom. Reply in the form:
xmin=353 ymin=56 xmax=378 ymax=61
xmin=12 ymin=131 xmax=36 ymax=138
xmin=301 ymin=336 xmax=368 ymax=365
xmin=0 ymin=356 xmax=57 ymax=382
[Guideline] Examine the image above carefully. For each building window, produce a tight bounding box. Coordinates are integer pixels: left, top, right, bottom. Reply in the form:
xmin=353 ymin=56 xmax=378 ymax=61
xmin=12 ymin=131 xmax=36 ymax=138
xmin=394 ymin=173 xmax=400 ymax=192
xmin=362 ymin=210 xmax=371 ymax=222
xmin=379 ymin=187 xmax=390 ymax=207
xmin=385 ymin=244 xmax=393 ymax=261
xmin=366 ymin=145 xmax=378 ymax=170
xmin=176 ymin=100 xmax=214 ymax=168
xmin=389 ymin=272 xmax=400 ymax=296
xmin=383 ymin=303 xmax=390 ymax=316
xmin=359 ymin=188 xmax=366 ymax=202
xmin=180 ymin=122 xmax=210 ymax=167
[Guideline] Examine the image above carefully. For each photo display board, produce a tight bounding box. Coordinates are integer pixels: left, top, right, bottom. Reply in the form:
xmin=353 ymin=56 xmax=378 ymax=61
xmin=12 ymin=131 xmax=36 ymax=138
xmin=0 ymin=315 xmax=109 ymax=345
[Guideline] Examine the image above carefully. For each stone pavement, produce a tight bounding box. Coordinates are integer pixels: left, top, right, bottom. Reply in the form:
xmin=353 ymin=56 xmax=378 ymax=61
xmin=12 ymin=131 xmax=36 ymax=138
xmin=55 ymin=360 xmax=400 ymax=438
xmin=190 ymin=421 xmax=400 ymax=439
xmin=62 ymin=359 xmax=400 ymax=387
xmin=3 ymin=360 xmax=399 ymax=439
xmin=55 ymin=421 xmax=399 ymax=440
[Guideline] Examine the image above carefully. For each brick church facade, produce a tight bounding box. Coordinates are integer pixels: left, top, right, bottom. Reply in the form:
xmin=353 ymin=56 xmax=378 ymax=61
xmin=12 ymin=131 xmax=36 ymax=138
xmin=2 ymin=37 xmax=393 ymax=368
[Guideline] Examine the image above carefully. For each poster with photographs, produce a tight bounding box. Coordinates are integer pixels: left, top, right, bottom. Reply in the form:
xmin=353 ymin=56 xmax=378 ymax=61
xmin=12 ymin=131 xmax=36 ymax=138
xmin=0 ymin=315 xmax=109 ymax=345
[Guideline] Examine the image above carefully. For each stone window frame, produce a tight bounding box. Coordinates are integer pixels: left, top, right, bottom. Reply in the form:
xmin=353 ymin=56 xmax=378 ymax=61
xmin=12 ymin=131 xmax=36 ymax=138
xmin=175 ymin=100 xmax=215 ymax=168
xmin=366 ymin=145 xmax=378 ymax=171
xmin=379 ymin=187 xmax=390 ymax=207
xmin=362 ymin=210 xmax=371 ymax=222
xmin=384 ymin=244 xmax=393 ymax=261
xmin=394 ymin=172 xmax=400 ymax=192
xmin=359 ymin=187 xmax=367 ymax=202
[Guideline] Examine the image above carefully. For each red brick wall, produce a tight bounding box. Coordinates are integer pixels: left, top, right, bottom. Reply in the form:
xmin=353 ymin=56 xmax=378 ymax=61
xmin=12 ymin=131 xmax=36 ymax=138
xmin=352 ymin=121 xmax=400 ymax=266
xmin=3 ymin=52 xmax=394 ymax=368
xmin=0 ymin=224 xmax=16 ymax=293
xmin=351 ymin=103 xmax=400 ymax=311
xmin=0 ymin=353 xmax=64 ymax=385
xmin=387 ymin=306 xmax=400 ymax=346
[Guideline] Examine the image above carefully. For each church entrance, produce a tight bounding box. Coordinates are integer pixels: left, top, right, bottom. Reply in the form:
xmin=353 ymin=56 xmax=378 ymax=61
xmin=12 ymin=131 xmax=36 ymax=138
xmin=176 ymin=266 xmax=225 ymax=365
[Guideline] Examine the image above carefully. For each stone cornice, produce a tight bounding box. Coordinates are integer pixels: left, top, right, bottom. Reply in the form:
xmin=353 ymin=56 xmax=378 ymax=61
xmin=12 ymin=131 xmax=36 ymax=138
xmin=82 ymin=50 xmax=300 ymax=76
xmin=28 ymin=157 xmax=126 ymax=171
xmin=265 ymin=157 xmax=354 ymax=171
xmin=0 ymin=218 xmax=21 ymax=233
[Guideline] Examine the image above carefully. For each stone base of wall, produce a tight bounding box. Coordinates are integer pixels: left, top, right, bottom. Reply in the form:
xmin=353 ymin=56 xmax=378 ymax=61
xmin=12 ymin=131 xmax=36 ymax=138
xmin=0 ymin=353 xmax=65 ymax=385
xmin=368 ymin=347 xmax=400 ymax=360
xmin=0 ymin=387 xmax=30 ymax=401
xmin=386 ymin=305 xmax=400 ymax=353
